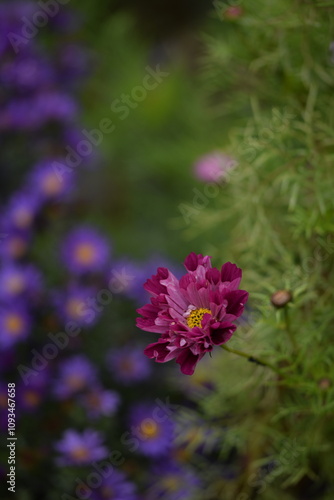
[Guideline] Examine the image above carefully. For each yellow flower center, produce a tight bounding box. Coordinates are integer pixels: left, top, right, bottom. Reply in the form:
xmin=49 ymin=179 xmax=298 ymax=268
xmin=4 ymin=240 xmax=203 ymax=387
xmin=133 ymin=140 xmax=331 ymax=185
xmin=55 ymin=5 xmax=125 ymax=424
xmin=0 ymin=394 xmax=7 ymax=407
xmin=186 ymin=308 xmax=211 ymax=328
xmin=67 ymin=374 xmax=85 ymax=390
xmin=101 ymin=486 xmax=114 ymax=499
xmin=5 ymin=315 xmax=23 ymax=335
xmin=15 ymin=210 xmax=33 ymax=228
xmin=71 ymin=446 xmax=89 ymax=461
xmin=42 ymin=174 xmax=62 ymax=195
xmin=9 ymin=237 xmax=26 ymax=258
xmin=6 ymin=275 xmax=24 ymax=294
xmin=66 ymin=298 xmax=83 ymax=319
xmin=24 ymin=391 xmax=40 ymax=407
xmin=75 ymin=244 xmax=96 ymax=264
xmin=140 ymin=420 xmax=159 ymax=439
xmin=162 ymin=476 xmax=182 ymax=492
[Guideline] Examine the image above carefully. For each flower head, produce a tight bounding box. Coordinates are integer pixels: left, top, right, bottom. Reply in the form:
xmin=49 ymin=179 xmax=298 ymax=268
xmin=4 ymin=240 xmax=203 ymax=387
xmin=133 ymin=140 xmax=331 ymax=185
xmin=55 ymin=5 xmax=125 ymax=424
xmin=137 ymin=253 xmax=248 ymax=375
xmin=193 ymin=151 xmax=237 ymax=183
xmin=78 ymin=386 xmax=120 ymax=419
xmin=28 ymin=159 xmax=75 ymax=201
xmin=55 ymin=429 xmax=108 ymax=466
xmin=0 ymin=303 xmax=31 ymax=349
xmin=53 ymin=355 xmax=97 ymax=400
xmin=106 ymin=345 xmax=152 ymax=385
xmin=0 ymin=263 xmax=43 ymax=302
xmin=90 ymin=470 xmax=138 ymax=500
xmin=61 ymin=226 xmax=111 ymax=275
xmin=3 ymin=190 xmax=41 ymax=230
xmin=129 ymin=403 xmax=174 ymax=457
xmin=53 ymin=284 xmax=99 ymax=327
xmin=146 ymin=459 xmax=200 ymax=500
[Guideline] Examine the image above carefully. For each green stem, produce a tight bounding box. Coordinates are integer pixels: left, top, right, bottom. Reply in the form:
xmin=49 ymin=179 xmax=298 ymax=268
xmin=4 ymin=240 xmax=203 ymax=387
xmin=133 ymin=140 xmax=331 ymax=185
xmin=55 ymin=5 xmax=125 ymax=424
xmin=221 ymin=344 xmax=285 ymax=376
xmin=284 ymin=307 xmax=298 ymax=352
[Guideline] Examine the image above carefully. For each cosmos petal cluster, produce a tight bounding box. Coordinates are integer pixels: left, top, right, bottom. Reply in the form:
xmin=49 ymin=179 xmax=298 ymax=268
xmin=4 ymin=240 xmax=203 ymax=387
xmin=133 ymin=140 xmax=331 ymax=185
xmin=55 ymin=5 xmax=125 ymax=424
xmin=137 ymin=253 xmax=248 ymax=375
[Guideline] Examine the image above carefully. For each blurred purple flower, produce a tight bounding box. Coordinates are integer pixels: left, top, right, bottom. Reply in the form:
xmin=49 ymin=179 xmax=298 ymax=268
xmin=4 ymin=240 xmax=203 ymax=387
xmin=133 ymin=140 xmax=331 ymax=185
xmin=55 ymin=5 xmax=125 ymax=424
xmin=0 ymin=302 xmax=31 ymax=349
xmin=106 ymin=345 xmax=152 ymax=385
xmin=0 ymin=263 xmax=43 ymax=301
xmin=28 ymin=159 xmax=75 ymax=201
xmin=61 ymin=226 xmax=111 ymax=275
xmin=53 ymin=284 xmax=99 ymax=327
xmin=17 ymin=370 xmax=50 ymax=413
xmin=2 ymin=190 xmax=41 ymax=230
xmin=193 ymin=151 xmax=237 ymax=183
xmin=55 ymin=429 xmax=108 ymax=466
xmin=53 ymin=355 xmax=98 ymax=400
xmin=111 ymin=256 xmax=181 ymax=305
xmin=79 ymin=385 xmax=120 ymax=419
xmin=0 ymin=54 xmax=54 ymax=91
xmin=0 ymin=228 xmax=30 ymax=260
xmin=129 ymin=403 xmax=174 ymax=457
xmin=146 ymin=460 xmax=201 ymax=500
xmin=90 ymin=470 xmax=138 ymax=500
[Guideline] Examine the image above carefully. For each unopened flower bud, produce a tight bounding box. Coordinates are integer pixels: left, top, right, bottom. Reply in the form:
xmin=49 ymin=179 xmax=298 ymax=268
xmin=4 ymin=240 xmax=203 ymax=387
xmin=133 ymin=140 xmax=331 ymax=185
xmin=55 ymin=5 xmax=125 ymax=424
xmin=270 ymin=290 xmax=292 ymax=308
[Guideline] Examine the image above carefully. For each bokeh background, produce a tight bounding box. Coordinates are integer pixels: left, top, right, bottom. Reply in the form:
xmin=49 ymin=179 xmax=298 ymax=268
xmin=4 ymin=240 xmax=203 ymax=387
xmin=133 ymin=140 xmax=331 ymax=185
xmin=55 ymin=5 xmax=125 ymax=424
xmin=1 ymin=1 xmax=334 ymax=499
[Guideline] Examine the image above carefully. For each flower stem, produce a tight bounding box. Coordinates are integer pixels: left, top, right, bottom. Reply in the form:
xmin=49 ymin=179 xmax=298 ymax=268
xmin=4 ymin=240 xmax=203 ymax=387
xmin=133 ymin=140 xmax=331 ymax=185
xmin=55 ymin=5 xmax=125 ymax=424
xmin=284 ymin=307 xmax=298 ymax=353
xmin=221 ymin=344 xmax=284 ymax=376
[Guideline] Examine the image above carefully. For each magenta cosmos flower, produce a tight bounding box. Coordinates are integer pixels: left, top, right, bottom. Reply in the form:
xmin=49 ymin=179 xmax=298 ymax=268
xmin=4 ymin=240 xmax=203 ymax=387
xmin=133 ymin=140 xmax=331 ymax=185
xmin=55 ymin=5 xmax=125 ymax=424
xmin=136 ymin=253 xmax=248 ymax=375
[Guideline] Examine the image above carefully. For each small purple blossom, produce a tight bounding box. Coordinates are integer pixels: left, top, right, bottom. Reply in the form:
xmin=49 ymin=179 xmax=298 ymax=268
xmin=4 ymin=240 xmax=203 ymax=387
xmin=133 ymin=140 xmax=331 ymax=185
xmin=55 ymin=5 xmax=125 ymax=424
xmin=129 ymin=403 xmax=174 ymax=457
xmin=28 ymin=159 xmax=75 ymax=201
xmin=2 ymin=190 xmax=41 ymax=230
xmin=53 ymin=355 xmax=98 ymax=400
xmin=61 ymin=226 xmax=111 ymax=275
xmin=0 ymin=302 xmax=32 ymax=349
xmin=107 ymin=345 xmax=152 ymax=385
xmin=17 ymin=370 xmax=50 ymax=413
xmin=146 ymin=460 xmax=201 ymax=500
xmin=55 ymin=429 xmax=108 ymax=466
xmin=0 ymin=228 xmax=30 ymax=260
xmin=90 ymin=470 xmax=138 ymax=500
xmin=53 ymin=284 xmax=99 ymax=327
xmin=79 ymin=385 xmax=120 ymax=419
xmin=193 ymin=151 xmax=237 ymax=183
xmin=0 ymin=263 xmax=43 ymax=301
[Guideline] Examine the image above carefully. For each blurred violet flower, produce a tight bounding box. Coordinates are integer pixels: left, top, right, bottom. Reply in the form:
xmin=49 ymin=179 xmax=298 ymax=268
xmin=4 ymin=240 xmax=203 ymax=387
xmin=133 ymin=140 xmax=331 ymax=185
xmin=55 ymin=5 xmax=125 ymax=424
xmin=28 ymin=159 xmax=75 ymax=201
xmin=17 ymin=370 xmax=50 ymax=413
xmin=193 ymin=151 xmax=237 ymax=183
xmin=79 ymin=385 xmax=120 ymax=419
xmin=106 ymin=345 xmax=152 ymax=385
xmin=129 ymin=403 xmax=174 ymax=457
xmin=146 ymin=459 xmax=201 ymax=500
xmin=0 ymin=263 xmax=43 ymax=301
xmin=0 ymin=302 xmax=32 ymax=349
xmin=61 ymin=226 xmax=111 ymax=275
xmin=0 ymin=228 xmax=30 ymax=260
xmin=55 ymin=429 xmax=108 ymax=466
xmin=90 ymin=470 xmax=138 ymax=500
xmin=53 ymin=355 xmax=98 ymax=400
xmin=0 ymin=54 xmax=54 ymax=91
xmin=111 ymin=255 xmax=181 ymax=305
xmin=53 ymin=284 xmax=99 ymax=327
xmin=2 ymin=190 xmax=41 ymax=231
